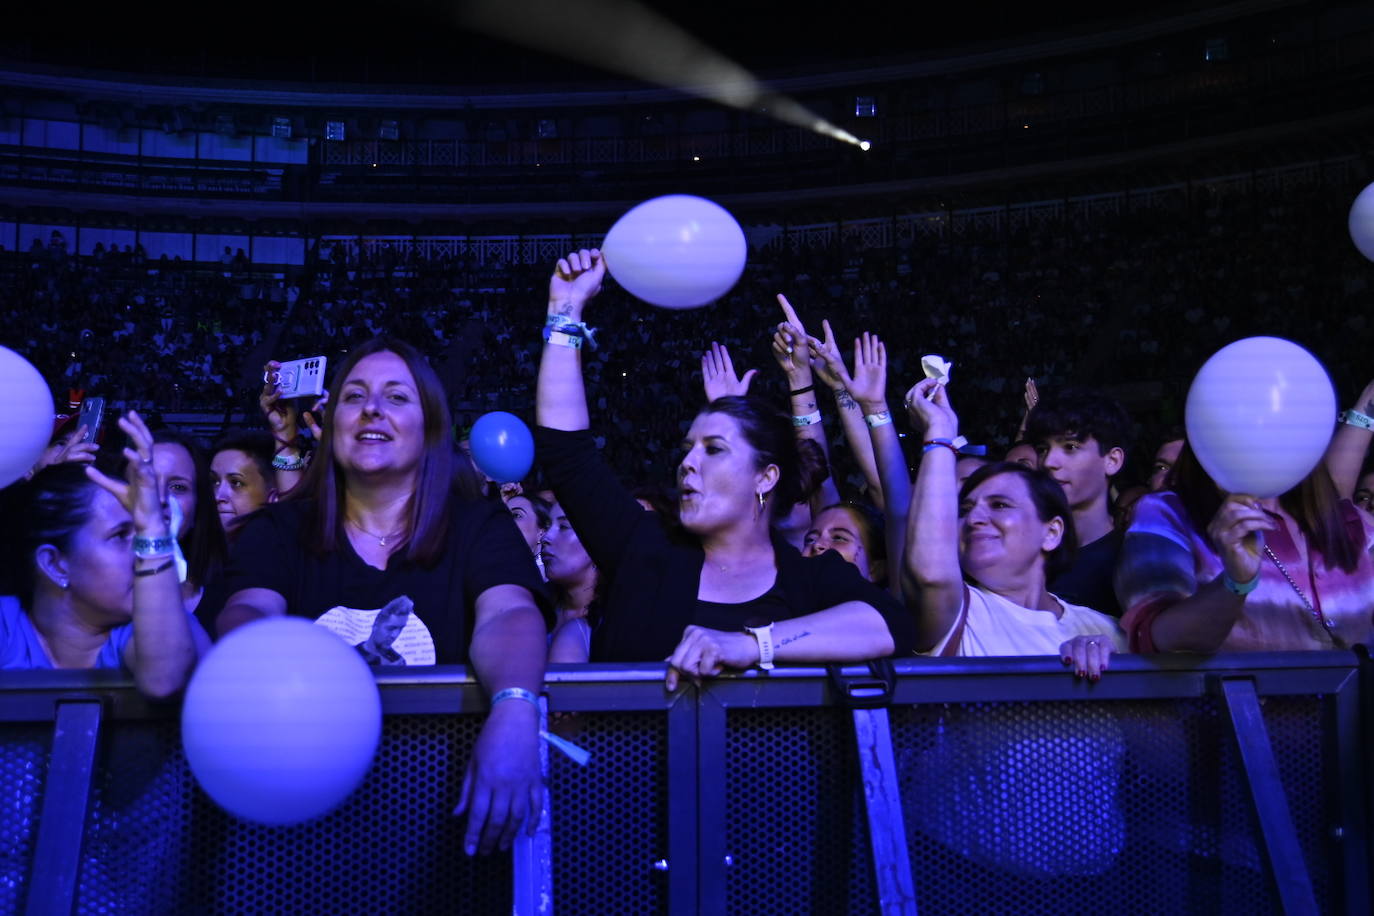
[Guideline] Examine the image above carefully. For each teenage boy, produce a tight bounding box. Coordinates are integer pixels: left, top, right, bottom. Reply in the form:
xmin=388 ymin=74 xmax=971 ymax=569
xmin=1026 ymin=389 xmax=1131 ymax=616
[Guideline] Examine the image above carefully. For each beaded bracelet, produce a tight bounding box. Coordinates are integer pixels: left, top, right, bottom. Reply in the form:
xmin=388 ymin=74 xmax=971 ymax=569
xmin=134 ymin=558 xmax=176 ymax=578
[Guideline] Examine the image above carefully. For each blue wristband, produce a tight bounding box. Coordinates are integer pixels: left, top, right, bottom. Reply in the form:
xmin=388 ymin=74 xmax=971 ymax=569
xmin=1222 ymin=571 xmax=1259 ymax=596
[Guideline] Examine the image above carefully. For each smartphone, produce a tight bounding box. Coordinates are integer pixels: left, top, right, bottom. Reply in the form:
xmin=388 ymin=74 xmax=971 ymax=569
xmin=75 ymin=397 xmax=104 ymax=443
xmin=270 ymin=356 xmax=327 ymax=400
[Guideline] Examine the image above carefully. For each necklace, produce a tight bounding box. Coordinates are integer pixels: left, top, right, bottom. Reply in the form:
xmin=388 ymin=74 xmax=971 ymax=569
xmin=1262 ymin=544 xmax=1342 ymax=646
xmin=347 ymin=517 xmax=405 ymax=548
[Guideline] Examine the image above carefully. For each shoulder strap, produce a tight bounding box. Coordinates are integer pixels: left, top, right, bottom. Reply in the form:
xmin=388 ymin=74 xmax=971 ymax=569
xmin=938 ymin=583 xmax=972 ymax=657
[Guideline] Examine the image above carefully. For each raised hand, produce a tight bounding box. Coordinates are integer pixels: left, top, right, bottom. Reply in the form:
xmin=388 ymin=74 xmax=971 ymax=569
xmin=86 ymin=411 xmax=167 ymax=535
xmin=841 ymin=332 xmax=889 ymax=412
xmin=805 ymin=319 xmax=847 ymax=391
xmin=549 ymin=249 xmax=605 ymax=316
xmin=903 ymin=378 xmax=959 ymax=441
xmin=259 ymin=360 xmax=301 ymax=445
xmin=702 ymin=341 xmax=756 ymax=402
xmin=770 ymin=294 xmax=812 ymax=382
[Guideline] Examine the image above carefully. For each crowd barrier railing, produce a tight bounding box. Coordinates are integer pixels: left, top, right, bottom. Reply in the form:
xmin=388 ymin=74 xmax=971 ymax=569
xmin=2 ymin=651 xmax=1368 ymax=915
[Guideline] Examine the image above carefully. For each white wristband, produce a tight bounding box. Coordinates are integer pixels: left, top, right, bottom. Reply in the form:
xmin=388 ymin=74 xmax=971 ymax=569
xmin=1340 ymin=409 xmax=1374 ymax=431
xmin=745 ymin=623 xmax=776 ymax=670
xmin=791 ymin=410 xmax=822 ymax=428
xmin=863 ymin=410 xmax=892 ymax=429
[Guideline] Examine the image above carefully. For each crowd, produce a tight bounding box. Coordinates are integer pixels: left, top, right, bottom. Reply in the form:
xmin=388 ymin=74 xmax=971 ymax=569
xmin=2 ymin=172 xmax=1373 ymax=867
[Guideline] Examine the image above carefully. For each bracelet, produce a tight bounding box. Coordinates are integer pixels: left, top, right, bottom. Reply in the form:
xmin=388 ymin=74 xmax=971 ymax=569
xmin=542 ymin=316 xmax=599 ymax=350
xmin=864 ymin=410 xmax=892 ymax=429
xmin=134 ymin=558 xmax=175 ymax=578
xmin=1340 ymin=409 xmax=1374 ymax=431
xmin=490 ymin=687 xmax=541 ymax=711
xmin=789 ymin=384 xmax=815 ymax=397
xmin=923 ymin=439 xmax=959 ymax=456
xmin=791 ymin=410 xmax=822 ymax=428
xmin=272 ymin=453 xmax=308 ymax=471
xmin=1222 ymin=571 xmax=1260 ymax=596
xmin=133 ymin=535 xmax=176 ymax=558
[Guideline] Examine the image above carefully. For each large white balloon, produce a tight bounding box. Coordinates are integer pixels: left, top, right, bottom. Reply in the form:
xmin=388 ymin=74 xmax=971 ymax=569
xmin=1349 ymin=181 xmax=1374 ymax=262
xmin=1185 ymin=337 xmax=1336 ymax=498
xmin=0 ymin=347 xmax=54 ymax=488
xmin=181 ymin=617 xmax=382 ymax=826
xmin=601 ymin=194 xmax=747 ymax=309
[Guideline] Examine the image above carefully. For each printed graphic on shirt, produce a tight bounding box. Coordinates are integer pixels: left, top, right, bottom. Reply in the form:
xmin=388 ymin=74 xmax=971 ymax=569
xmin=314 ymin=595 xmax=436 ymax=666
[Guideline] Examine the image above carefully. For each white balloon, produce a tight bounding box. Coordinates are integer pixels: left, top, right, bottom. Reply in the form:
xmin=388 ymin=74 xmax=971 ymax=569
xmin=601 ymin=194 xmax=746 ymax=309
xmin=1185 ymin=337 xmax=1336 ymax=498
xmin=1349 ymin=181 xmax=1374 ymax=263
xmin=181 ymin=618 xmax=382 ymax=825
xmin=0 ymin=347 xmax=55 ymax=488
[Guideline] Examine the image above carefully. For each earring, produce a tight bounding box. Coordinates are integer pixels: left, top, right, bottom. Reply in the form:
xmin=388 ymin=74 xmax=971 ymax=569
xmin=757 ymin=491 xmax=766 ymax=515
xmin=60 ymin=579 xmax=69 ymax=590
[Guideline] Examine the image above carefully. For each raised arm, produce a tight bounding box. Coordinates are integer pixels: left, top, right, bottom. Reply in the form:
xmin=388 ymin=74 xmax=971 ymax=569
xmin=456 ymin=582 xmax=548 ymax=855
xmin=701 ymin=341 xmax=756 ymax=402
xmin=1325 ymin=379 xmax=1374 ymax=499
xmin=805 ymin=318 xmax=882 ymax=509
xmin=826 ymin=332 xmax=911 ymax=598
xmin=770 ymin=296 xmax=843 ymax=511
xmin=89 ymin=411 xmax=207 ymax=697
xmin=902 ymin=378 xmax=965 ymax=651
xmin=536 ymin=249 xmax=605 ymax=432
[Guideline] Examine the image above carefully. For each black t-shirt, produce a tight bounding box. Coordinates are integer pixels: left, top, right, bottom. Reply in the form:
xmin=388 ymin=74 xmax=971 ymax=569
xmin=1049 ymin=527 xmax=1123 ymax=618
xmin=203 ymin=495 xmax=550 ymax=665
xmin=695 ymin=581 xmax=792 ymax=632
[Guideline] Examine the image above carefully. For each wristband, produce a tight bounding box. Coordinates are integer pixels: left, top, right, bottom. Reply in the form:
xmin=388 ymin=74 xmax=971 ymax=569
xmin=923 ymin=439 xmax=959 ymax=456
xmin=789 ymin=384 xmax=815 ymax=397
xmin=542 ymin=328 xmax=583 ymax=350
xmin=1222 ymin=571 xmax=1260 ymax=596
xmin=791 ymin=410 xmax=822 ymax=428
xmin=542 ymin=316 xmax=599 ymax=350
xmin=744 ymin=623 xmax=776 ymax=671
xmin=272 ymin=453 xmax=308 ymax=471
xmin=490 ymin=687 xmax=541 ymax=711
xmin=134 ymin=558 xmax=175 ymax=578
xmin=1340 ymin=409 xmax=1374 ymax=431
xmin=133 ymin=535 xmax=176 ymax=558
xmin=863 ymin=410 xmax=892 ymax=429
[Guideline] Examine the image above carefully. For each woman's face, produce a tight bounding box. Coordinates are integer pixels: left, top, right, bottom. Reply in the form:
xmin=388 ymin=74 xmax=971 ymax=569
xmin=333 ymin=351 xmax=426 ymax=481
xmin=56 ymin=486 xmax=137 ymax=622
xmin=505 ymin=495 xmax=544 ymax=555
xmin=957 ymin=472 xmax=1062 ymax=581
xmin=152 ymin=442 xmax=197 ymax=539
xmin=210 ymin=449 xmax=275 ymax=530
xmin=802 ymin=506 xmax=874 ymax=581
xmin=677 ymin=412 xmax=775 ymax=536
xmin=540 ymin=503 xmax=595 ymax=588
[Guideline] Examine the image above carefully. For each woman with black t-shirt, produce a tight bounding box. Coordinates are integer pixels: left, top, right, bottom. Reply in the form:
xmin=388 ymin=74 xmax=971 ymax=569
xmin=208 ymin=337 xmax=550 ymax=857
xmin=534 ymin=250 xmax=914 ymax=688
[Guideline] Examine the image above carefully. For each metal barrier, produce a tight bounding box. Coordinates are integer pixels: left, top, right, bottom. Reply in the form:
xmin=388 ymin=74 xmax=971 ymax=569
xmin=1 ymin=652 xmax=1367 ymax=915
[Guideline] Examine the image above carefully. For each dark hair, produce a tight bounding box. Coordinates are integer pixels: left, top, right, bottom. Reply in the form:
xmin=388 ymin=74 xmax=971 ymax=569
xmin=509 ymin=492 xmax=552 ymax=532
xmin=5 ymin=459 xmax=114 ymax=604
xmin=211 ymin=430 xmax=275 ymax=486
xmin=1172 ymin=441 xmax=1361 ymax=574
xmin=1026 ymin=388 xmax=1132 ymax=460
xmin=152 ymin=429 xmax=226 ymax=590
xmin=958 ymin=461 xmax=1078 ymax=581
xmin=700 ymin=396 xmax=806 ymax=519
xmin=630 ymin=483 xmax=678 ymax=519
xmin=294 ymin=336 xmax=478 ymax=566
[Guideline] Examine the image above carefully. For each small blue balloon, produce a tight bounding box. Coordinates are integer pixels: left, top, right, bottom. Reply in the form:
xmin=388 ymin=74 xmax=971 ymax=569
xmin=469 ymin=411 xmax=535 ymax=483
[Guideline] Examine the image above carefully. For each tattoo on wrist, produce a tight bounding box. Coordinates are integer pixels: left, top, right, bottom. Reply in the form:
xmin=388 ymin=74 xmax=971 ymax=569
xmin=834 ymin=389 xmax=858 ymax=411
xmin=551 ymin=301 xmax=575 ymax=318
xmin=776 ymin=630 xmax=810 ymax=648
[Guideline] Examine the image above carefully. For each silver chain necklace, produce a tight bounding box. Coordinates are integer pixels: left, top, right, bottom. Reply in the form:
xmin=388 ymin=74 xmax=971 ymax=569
xmin=1262 ymin=544 xmax=1342 ymax=646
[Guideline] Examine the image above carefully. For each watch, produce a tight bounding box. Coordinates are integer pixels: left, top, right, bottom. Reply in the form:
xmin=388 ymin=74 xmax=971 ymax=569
xmin=744 ymin=622 xmax=776 ymax=671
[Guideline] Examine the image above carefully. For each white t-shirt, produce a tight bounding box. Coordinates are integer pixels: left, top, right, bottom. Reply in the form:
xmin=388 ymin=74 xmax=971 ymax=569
xmin=926 ymin=584 xmax=1125 ymax=657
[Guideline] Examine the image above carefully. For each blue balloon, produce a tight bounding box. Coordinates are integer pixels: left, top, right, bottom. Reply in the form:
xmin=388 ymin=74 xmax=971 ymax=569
xmin=181 ymin=618 xmax=382 ymax=825
xmin=469 ymin=411 xmax=535 ymax=483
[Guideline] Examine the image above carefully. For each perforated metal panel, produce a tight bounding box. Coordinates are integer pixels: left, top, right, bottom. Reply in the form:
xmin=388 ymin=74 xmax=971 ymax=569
xmin=67 ymin=713 xmax=510 ymax=915
xmin=0 ymin=725 xmax=49 ymax=914
xmin=723 ymin=707 xmax=876 ymax=916
xmin=547 ymin=711 xmax=669 ymax=915
xmin=888 ymin=698 xmax=1336 ymax=916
